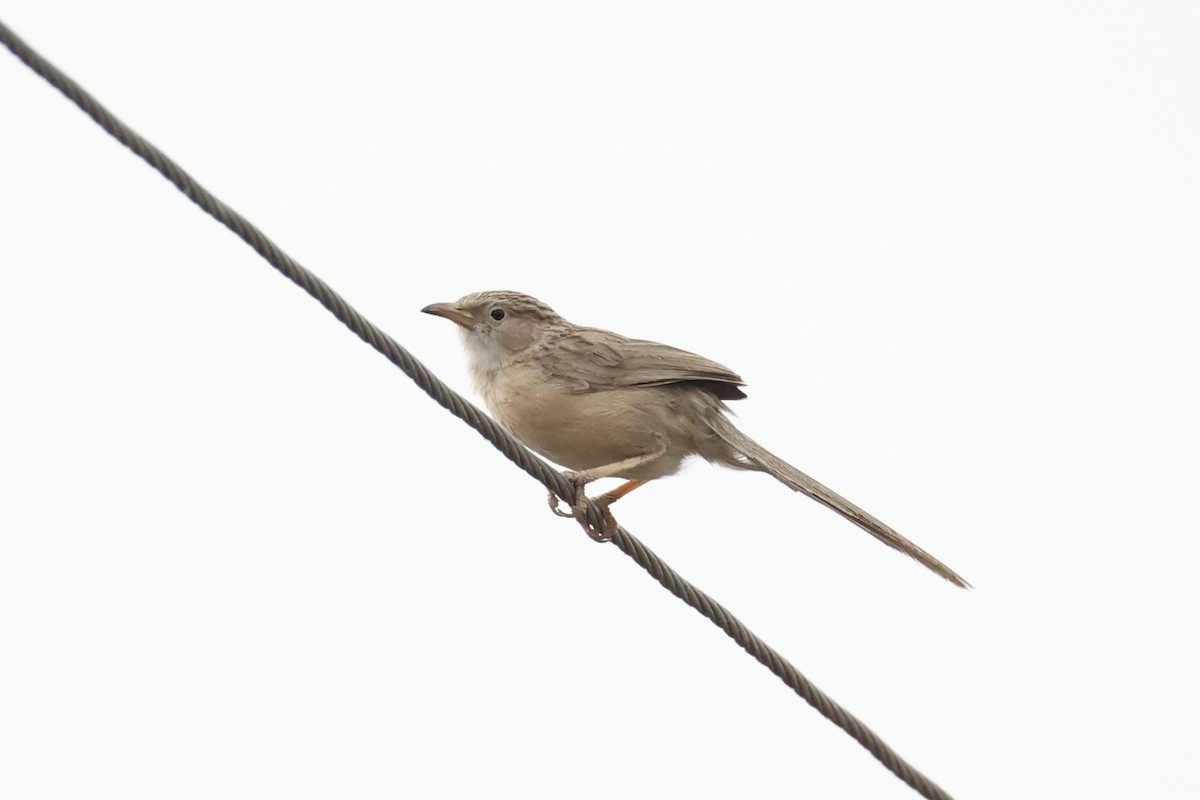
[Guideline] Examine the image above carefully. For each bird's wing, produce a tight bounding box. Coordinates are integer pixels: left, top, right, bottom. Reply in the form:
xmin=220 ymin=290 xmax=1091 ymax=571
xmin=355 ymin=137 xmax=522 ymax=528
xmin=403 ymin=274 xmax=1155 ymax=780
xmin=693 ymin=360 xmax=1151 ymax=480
xmin=546 ymin=327 xmax=747 ymax=399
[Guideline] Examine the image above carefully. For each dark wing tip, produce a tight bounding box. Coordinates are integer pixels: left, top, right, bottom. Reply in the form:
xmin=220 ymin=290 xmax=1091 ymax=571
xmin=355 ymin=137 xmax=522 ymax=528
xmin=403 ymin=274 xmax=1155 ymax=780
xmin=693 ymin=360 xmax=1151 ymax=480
xmin=691 ymin=380 xmax=747 ymax=401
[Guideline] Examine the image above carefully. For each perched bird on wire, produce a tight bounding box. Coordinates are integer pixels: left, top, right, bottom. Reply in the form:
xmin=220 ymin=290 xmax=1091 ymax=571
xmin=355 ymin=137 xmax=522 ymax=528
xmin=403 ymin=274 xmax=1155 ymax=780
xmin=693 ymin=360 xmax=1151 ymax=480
xmin=423 ymin=290 xmax=969 ymax=588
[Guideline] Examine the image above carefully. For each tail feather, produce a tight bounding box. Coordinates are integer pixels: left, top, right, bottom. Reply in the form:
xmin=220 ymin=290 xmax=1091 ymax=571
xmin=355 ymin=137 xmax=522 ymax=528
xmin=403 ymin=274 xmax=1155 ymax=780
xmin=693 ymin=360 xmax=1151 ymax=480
xmin=708 ymin=415 xmax=970 ymax=588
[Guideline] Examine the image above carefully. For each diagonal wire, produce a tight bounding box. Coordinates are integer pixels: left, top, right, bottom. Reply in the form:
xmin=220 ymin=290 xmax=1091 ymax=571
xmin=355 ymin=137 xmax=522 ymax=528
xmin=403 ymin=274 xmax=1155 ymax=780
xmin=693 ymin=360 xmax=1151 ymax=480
xmin=0 ymin=19 xmax=956 ymax=800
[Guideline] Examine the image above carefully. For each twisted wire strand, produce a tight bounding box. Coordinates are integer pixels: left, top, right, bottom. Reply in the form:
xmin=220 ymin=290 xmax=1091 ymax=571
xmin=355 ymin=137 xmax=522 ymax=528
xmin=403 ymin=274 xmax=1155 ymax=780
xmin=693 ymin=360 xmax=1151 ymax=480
xmin=1 ymin=20 xmax=955 ymax=800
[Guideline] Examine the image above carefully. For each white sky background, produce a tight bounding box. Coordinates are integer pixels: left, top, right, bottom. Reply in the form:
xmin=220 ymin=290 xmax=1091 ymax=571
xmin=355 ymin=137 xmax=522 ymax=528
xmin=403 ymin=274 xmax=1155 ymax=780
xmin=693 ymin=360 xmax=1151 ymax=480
xmin=2 ymin=3 xmax=1197 ymax=798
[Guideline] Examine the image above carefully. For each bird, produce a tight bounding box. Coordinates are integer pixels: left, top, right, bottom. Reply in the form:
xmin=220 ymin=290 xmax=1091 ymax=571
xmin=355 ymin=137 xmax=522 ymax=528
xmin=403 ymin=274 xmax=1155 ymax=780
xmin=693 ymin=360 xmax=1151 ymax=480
xmin=422 ymin=290 xmax=969 ymax=587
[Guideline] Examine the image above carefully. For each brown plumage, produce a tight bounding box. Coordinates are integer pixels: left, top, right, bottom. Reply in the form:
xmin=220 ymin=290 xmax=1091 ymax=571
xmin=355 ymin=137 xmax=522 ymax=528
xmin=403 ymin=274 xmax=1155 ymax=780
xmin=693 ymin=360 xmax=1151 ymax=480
xmin=423 ymin=290 xmax=969 ymax=588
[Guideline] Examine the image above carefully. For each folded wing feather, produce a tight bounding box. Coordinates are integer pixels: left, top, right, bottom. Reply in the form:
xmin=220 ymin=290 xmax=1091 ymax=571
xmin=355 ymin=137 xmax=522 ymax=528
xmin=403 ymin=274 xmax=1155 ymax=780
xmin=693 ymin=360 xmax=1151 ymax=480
xmin=547 ymin=327 xmax=747 ymax=400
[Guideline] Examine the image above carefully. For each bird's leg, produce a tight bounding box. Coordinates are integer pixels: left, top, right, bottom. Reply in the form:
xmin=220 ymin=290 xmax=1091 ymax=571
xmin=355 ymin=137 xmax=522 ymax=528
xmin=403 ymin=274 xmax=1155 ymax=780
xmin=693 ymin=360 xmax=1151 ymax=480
xmin=546 ymin=479 xmax=649 ymax=538
xmin=546 ymin=442 xmax=666 ymax=541
xmin=595 ymin=479 xmax=648 ymax=506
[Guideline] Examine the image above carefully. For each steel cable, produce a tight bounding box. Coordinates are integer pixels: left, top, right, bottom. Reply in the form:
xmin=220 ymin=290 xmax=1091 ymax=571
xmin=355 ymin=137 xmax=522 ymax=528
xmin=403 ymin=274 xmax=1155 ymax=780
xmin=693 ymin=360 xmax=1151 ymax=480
xmin=1 ymin=19 xmax=956 ymax=800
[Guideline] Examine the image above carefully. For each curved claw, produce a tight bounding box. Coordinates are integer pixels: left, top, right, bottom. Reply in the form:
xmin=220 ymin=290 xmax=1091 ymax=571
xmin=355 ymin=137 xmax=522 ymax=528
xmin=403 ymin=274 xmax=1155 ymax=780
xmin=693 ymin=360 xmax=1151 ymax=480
xmin=545 ymin=473 xmax=618 ymax=542
xmin=547 ymin=472 xmax=587 ymax=518
xmin=547 ymin=490 xmax=575 ymax=518
xmin=575 ymin=498 xmax=617 ymax=542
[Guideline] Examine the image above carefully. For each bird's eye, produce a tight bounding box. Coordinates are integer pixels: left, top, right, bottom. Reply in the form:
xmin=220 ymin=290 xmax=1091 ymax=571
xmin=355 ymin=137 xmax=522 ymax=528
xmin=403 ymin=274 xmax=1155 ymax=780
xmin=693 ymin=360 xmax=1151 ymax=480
xmin=490 ymin=308 xmax=506 ymax=321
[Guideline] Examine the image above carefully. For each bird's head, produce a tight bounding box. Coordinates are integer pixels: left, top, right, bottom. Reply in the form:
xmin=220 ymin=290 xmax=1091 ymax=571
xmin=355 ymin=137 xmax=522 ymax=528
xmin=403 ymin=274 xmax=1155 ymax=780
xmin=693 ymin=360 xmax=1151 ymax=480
xmin=422 ymin=290 xmax=564 ymax=377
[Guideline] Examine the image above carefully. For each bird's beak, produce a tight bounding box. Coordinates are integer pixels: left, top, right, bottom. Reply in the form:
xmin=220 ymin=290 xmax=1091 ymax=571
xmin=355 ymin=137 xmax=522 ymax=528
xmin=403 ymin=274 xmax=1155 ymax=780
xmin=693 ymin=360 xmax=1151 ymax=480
xmin=421 ymin=302 xmax=476 ymax=330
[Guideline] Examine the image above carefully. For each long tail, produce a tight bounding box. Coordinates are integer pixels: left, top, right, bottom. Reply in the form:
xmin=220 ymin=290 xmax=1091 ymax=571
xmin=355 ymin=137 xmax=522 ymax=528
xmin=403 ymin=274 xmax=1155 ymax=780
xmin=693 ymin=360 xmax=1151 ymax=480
xmin=708 ymin=415 xmax=971 ymax=588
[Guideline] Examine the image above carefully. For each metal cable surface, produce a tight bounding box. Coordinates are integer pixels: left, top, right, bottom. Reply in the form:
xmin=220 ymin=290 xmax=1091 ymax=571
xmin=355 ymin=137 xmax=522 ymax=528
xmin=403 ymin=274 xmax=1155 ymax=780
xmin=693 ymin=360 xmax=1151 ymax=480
xmin=1 ymin=19 xmax=956 ymax=800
